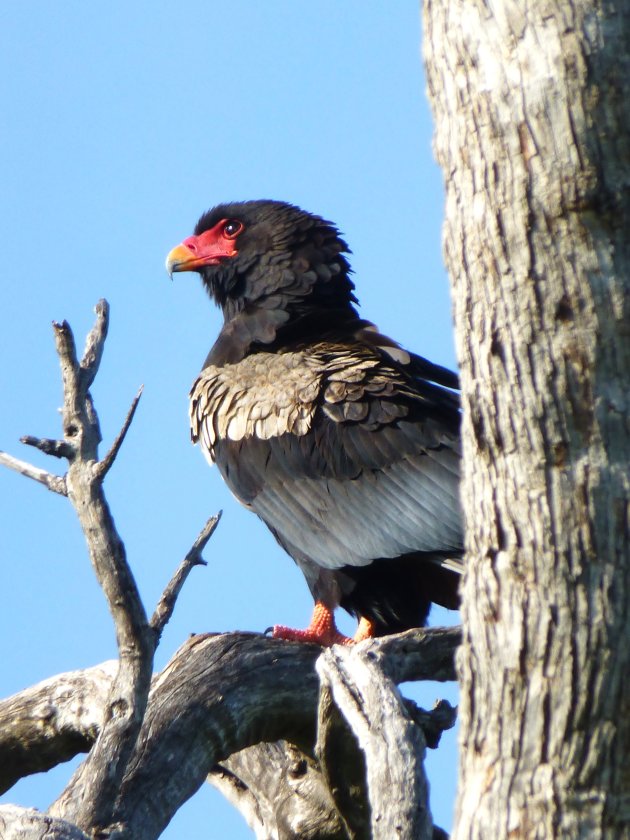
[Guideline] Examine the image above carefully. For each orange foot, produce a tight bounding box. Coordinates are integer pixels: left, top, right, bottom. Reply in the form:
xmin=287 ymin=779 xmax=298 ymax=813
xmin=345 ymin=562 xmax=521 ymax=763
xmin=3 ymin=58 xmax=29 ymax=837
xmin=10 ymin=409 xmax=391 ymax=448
xmin=272 ymin=601 xmax=353 ymax=646
xmin=353 ymin=615 xmax=377 ymax=642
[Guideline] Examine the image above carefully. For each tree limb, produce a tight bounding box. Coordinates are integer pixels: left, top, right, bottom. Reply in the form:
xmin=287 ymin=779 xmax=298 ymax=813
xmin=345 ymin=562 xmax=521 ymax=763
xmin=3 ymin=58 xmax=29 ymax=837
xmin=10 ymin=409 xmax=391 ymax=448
xmin=364 ymin=624 xmax=461 ymax=683
xmin=0 ymin=302 xmax=160 ymax=835
xmin=1 ymin=628 xmax=459 ymax=839
xmin=20 ymin=435 xmax=74 ymax=460
xmin=0 ymin=663 xmax=117 ymax=795
xmin=209 ymin=743 xmax=348 ymax=840
xmin=317 ymin=645 xmax=433 ymax=840
xmin=93 ymin=385 xmax=144 ymax=481
xmin=150 ymin=511 xmax=222 ymax=643
xmin=45 ymin=304 xmax=154 ymax=833
xmin=0 ymin=806 xmax=89 ymax=840
xmin=0 ymin=450 xmax=67 ymax=495
xmin=78 ymin=299 xmax=109 ymax=393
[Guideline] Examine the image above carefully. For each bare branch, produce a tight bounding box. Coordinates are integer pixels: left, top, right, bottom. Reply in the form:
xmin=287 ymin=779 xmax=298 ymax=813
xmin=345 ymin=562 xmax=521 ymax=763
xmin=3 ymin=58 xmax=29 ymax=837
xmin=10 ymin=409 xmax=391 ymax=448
xmin=0 ymin=663 xmax=117 ymax=794
xmin=53 ymin=319 xmax=81 ymax=409
xmin=210 ymin=743 xmax=348 ymax=840
xmin=317 ymin=645 xmax=433 ymax=840
xmin=316 ymin=678 xmax=370 ymax=840
xmin=45 ymin=306 xmax=154 ymax=833
xmin=83 ymin=633 xmax=324 ymax=838
xmin=0 ymin=806 xmax=89 ymax=840
xmin=20 ymin=435 xmax=74 ymax=460
xmin=1 ymin=303 xmax=219 ymax=837
xmin=362 ymin=624 xmax=461 ymax=683
xmin=0 ymin=450 xmax=67 ymax=495
xmin=404 ymin=697 xmax=457 ymax=750
xmin=150 ymin=511 xmax=222 ymax=642
xmin=94 ymin=385 xmax=144 ymax=482
xmin=0 ymin=628 xmax=458 ymax=797
xmin=79 ymin=299 xmax=109 ymax=393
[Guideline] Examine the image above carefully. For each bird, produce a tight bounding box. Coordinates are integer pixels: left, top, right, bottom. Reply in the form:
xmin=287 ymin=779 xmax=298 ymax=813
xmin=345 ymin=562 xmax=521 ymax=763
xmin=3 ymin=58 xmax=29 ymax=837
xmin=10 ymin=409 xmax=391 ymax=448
xmin=166 ymin=200 xmax=463 ymax=645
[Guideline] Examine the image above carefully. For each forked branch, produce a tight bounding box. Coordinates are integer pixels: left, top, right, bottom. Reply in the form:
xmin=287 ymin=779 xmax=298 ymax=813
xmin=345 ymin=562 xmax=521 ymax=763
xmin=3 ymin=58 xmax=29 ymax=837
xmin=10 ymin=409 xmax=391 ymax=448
xmin=0 ymin=302 xmax=214 ymax=836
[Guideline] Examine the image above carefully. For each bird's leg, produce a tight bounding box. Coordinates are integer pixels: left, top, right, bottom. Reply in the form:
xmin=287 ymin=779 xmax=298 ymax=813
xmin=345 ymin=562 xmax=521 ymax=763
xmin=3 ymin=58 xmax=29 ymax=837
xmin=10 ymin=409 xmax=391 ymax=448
xmin=353 ymin=615 xmax=377 ymax=642
xmin=272 ymin=601 xmax=353 ymax=646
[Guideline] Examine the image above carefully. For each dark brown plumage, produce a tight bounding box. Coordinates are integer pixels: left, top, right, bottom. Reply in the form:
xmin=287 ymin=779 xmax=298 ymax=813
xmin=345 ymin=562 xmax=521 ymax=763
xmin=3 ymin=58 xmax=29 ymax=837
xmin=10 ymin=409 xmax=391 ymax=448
xmin=166 ymin=200 xmax=463 ymax=645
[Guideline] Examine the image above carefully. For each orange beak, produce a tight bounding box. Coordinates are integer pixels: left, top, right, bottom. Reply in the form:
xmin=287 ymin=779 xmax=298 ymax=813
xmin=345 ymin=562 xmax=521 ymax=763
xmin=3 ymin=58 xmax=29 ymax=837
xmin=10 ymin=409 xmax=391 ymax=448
xmin=165 ymin=243 xmax=204 ymax=277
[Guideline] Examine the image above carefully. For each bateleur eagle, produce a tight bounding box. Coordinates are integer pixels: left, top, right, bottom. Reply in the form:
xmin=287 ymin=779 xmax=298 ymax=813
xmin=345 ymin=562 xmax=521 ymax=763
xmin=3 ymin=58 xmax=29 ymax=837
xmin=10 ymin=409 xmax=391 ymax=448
xmin=166 ymin=200 xmax=463 ymax=645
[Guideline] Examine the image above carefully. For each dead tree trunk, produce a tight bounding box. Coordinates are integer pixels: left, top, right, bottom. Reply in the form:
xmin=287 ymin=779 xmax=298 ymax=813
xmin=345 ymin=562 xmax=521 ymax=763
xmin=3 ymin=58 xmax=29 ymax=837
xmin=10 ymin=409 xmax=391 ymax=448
xmin=423 ymin=2 xmax=630 ymax=838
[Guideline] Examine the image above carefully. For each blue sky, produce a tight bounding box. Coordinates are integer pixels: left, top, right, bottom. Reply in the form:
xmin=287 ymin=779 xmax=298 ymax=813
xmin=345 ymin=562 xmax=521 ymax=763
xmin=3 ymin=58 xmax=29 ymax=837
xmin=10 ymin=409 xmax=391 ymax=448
xmin=0 ymin=2 xmax=459 ymax=836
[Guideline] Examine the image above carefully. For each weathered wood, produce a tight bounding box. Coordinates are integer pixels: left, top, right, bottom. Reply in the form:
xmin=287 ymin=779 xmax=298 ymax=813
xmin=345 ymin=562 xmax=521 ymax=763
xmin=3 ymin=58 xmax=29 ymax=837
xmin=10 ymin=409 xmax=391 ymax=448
xmin=362 ymin=624 xmax=460 ymax=683
xmin=0 ymin=450 xmax=67 ymax=495
xmin=210 ymin=743 xmax=348 ymax=840
xmin=47 ymin=304 xmax=155 ymax=833
xmin=0 ymin=663 xmax=116 ymax=794
xmin=0 ymin=628 xmax=459 ymax=839
xmin=0 ymin=303 xmax=209 ymax=837
xmin=149 ymin=511 xmax=221 ymax=642
xmin=317 ymin=646 xmax=433 ymax=840
xmin=423 ymin=1 xmax=630 ymax=837
xmin=111 ymin=633 xmax=322 ymax=838
xmin=316 ymin=681 xmax=370 ymax=840
xmin=0 ymin=807 xmax=89 ymax=840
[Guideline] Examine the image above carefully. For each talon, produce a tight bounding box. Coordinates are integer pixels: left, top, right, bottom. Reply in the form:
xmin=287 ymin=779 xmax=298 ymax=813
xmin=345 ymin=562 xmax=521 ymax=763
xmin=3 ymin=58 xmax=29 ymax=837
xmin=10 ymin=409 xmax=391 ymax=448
xmin=271 ymin=601 xmax=353 ymax=646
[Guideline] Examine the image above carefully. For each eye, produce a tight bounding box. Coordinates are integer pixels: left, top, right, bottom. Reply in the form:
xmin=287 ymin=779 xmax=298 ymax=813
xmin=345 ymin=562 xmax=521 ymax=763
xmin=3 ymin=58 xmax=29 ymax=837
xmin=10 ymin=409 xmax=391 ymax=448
xmin=223 ymin=219 xmax=244 ymax=238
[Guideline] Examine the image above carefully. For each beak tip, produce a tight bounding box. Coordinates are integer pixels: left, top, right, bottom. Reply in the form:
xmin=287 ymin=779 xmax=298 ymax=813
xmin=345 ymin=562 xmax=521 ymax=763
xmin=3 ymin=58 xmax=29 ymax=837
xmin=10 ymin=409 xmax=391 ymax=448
xmin=165 ymin=243 xmax=193 ymax=277
xmin=165 ymin=254 xmax=178 ymax=279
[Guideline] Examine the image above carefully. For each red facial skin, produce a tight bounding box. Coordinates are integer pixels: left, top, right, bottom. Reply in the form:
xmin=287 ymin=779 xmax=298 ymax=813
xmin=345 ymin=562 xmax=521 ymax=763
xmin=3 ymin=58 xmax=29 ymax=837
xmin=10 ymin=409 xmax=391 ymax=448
xmin=165 ymin=218 xmax=243 ymax=274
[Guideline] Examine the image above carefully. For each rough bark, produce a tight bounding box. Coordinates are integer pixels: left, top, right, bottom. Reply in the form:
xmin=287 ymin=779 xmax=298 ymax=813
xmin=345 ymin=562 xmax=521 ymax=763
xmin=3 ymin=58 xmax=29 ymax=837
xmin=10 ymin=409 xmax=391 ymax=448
xmin=209 ymin=743 xmax=348 ymax=840
xmin=0 ymin=630 xmax=459 ymax=840
xmin=316 ymin=646 xmax=432 ymax=840
xmin=0 ymin=807 xmax=89 ymax=840
xmin=423 ymin=2 xmax=630 ymax=838
xmin=0 ymin=662 xmax=117 ymax=794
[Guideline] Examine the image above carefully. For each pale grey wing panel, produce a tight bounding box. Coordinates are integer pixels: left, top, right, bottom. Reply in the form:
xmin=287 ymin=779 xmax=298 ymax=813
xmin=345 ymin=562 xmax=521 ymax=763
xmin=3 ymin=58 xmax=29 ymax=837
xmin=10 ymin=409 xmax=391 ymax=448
xmin=249 ymin=447 xmax=462 ymax=570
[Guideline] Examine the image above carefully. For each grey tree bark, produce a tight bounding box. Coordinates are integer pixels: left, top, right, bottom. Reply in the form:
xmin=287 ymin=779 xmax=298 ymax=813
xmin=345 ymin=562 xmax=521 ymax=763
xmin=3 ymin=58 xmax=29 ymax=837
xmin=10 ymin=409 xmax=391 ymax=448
xmin=423 ymin=2 xmax=630 ymax=838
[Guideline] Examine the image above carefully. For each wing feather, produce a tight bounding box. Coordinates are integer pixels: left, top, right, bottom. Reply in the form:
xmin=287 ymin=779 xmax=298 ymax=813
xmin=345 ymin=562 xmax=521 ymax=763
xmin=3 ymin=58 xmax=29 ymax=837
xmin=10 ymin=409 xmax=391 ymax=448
xmin=194 ymin=339 xmax=463 ymax=576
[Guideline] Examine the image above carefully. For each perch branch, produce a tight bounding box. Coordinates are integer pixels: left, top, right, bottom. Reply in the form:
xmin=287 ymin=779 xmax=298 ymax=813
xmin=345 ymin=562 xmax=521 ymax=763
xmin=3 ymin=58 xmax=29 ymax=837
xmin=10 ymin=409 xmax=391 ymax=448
xmin=2 ymin=628 xmax=459 ymax=840
xmin=363 ymin=624 xmax=461 ymax=682
xmin=150 ymin=511 xmax=222 ymax=642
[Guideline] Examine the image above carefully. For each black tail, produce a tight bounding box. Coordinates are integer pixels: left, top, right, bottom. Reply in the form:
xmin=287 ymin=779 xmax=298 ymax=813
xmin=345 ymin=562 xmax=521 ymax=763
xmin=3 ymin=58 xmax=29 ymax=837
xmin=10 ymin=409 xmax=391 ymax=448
xmin=339 ymin=551 xmax=462 ymax=636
